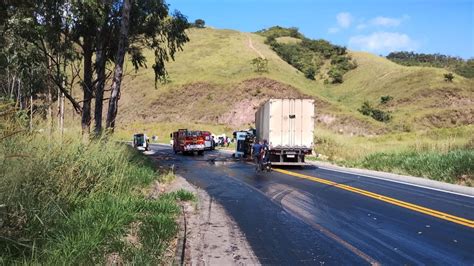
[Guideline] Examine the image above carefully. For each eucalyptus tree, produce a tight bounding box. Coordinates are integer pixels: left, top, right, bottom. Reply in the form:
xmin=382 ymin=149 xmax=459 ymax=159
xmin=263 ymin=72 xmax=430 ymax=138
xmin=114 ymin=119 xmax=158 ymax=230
xmin=1 ymin=0 xmax=190 ymax=136
xmin=79 ymin=0 xmax=190 ymax=134
xmin=104 ymin=0 xmax=190 ymax=132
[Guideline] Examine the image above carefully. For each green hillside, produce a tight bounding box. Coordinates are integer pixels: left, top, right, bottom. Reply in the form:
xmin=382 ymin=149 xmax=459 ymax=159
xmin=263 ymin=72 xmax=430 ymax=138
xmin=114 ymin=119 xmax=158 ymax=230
xmin=117 ymin=27 xmax=473 ymax=136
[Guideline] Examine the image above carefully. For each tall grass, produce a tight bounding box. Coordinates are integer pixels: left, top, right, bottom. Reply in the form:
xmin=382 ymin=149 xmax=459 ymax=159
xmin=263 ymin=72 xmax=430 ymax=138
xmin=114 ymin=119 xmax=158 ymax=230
xmin=0 ymin=114 xmax=191 ymax=263
xmin=353 ymin=149 xmax=473 ymax=186
xmin=312 ymin=126 xmax=474 ymax=186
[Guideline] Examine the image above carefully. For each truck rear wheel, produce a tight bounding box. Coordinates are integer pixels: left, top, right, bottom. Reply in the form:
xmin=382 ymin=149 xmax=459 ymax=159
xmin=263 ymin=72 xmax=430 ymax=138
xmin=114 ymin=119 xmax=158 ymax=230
xmin=198 ymin=150 xmax=204 ymax=156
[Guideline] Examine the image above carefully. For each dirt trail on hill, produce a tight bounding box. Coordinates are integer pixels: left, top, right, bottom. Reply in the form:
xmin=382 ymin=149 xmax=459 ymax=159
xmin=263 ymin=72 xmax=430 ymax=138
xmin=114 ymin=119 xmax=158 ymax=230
xmin=247 ymin=35 xmax=265 ymax=59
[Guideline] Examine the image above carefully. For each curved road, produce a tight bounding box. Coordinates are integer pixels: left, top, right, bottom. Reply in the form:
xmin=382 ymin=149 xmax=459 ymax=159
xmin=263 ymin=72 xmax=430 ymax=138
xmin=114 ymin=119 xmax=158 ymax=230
xmin=149 ymin=144 xmax=474 ymax=265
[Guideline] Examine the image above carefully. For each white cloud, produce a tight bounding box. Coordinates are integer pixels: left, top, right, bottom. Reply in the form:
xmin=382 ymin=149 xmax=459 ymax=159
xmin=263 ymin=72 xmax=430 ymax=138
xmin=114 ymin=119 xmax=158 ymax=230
xmin=336 ymin=12 xmax=353 ymax=28
xmin=357 ymin=15 xmax=409 ymax=30
xmin=348 ymin=32 xmax=418 ymax=54
xmin=370 ymin=16 xmax=402 ymax=27
xmin=328 ymin=27 xmax=340 ymax=34
xmin=356 ymin=23 xmax=367 ymax=30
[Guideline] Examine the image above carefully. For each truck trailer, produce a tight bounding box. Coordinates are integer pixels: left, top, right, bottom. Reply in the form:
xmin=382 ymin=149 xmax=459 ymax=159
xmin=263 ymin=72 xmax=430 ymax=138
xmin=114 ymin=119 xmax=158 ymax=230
xmin=255 ymin=99 xmax=314 ymax=165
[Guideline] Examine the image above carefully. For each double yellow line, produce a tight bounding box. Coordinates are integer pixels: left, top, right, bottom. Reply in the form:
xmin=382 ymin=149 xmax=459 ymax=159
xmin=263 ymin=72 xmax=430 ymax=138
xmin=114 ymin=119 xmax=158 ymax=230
xmin=274 ymin=169 xmax=474 ymax=228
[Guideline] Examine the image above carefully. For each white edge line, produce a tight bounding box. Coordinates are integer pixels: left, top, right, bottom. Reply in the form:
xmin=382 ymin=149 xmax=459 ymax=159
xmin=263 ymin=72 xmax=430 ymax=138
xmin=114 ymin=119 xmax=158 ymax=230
xmin=316 ymin=165 xmax=474 ymax=198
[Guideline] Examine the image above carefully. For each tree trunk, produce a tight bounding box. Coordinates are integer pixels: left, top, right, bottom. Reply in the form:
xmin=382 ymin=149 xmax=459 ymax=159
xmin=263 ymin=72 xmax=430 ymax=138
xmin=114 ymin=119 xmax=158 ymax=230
xmin=29 ymin=88 xmax=33 ymax=132
xmin=106 ymin=0 xmax=132 ymax=132
xmin=60 ymin=92 xmax=64 ymax=137
xmin=93 ymin=15 xmax=109 ymax=136
xmin=17 ymin=77 xmax=22 ymax=110
xmin=81 ymin=40 xmax=93 ymax=138
xmin=60 ymin=65 xmax=66 ymax=137
xmin=47 ymin=82 xmax=53 ymax=136
xmin=57 ymin=86 xmax=61 ymax=129
xmin=71 ymin=78 xmax=75 ymax=119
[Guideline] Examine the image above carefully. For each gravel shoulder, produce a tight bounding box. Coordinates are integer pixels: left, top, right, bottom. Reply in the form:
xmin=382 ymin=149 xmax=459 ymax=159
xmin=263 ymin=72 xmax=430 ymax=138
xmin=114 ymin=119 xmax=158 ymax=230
xmin=167 ymin=175 xmax=259 ymax=265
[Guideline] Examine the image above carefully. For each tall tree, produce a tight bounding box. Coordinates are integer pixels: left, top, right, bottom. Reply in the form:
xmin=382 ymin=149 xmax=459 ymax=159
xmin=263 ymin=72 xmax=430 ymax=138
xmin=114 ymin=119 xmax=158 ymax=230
xmin=106 ymin=0 xmax=132 ymax=131
xmin=104 ymin=0 xmax=190 ymax=132
xmin=194 ymin=19 xmax=205 ymax=28
xmin=2 ymin=0 xmax=190 ymax=136
xmin=93 ymin=0 xmax=113 ymax=136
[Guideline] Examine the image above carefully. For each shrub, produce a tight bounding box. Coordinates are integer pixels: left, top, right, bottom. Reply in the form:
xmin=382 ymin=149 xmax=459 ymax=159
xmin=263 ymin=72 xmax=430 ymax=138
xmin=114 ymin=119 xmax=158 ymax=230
xmin=371 ymin=108 xmax=392 ymax=122
xmin=304 ymin=67 xmax=316 ymax=80
xmin=251 ymin=57 xmax=269 ymax=73
xmin=358 ymin=101 xmax=392 ymax=122
xmin=328 ymin=67 xmax=344 ymax=83
xmin=358 ymin=101 xmax=373 ymax=116
xmin=380 ymin=95 xmax=393 ymax=104
xmin=444 ymin=72 xmax=454 ymax=82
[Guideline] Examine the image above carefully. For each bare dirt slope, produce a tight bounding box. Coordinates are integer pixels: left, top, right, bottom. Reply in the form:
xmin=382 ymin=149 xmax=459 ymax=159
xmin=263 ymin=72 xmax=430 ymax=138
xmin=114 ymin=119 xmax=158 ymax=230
xmin=128 ymin=77 xmax=382 ymax=135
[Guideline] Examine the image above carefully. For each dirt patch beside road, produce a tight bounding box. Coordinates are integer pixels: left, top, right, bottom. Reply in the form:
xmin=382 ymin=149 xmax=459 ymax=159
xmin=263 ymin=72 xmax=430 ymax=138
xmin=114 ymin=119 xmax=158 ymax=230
xmin=167 ymin=175 xmax=259 ymax=265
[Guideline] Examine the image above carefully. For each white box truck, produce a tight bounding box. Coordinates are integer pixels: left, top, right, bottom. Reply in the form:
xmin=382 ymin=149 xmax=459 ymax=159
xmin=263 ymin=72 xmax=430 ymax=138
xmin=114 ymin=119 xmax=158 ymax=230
xmin=255 ymin=99 xmax=314 ymax=165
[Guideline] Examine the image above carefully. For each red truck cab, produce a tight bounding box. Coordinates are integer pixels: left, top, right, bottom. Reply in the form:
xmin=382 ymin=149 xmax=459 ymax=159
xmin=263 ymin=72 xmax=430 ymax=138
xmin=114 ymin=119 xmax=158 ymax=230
xmin=171 ymin=129 xmax=205 ymax=155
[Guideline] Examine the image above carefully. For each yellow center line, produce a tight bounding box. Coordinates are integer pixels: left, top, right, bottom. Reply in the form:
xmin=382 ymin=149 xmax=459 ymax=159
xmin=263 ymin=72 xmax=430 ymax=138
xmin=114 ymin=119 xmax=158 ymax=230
xmin=274 ymin=169 xmax=474 ymax=229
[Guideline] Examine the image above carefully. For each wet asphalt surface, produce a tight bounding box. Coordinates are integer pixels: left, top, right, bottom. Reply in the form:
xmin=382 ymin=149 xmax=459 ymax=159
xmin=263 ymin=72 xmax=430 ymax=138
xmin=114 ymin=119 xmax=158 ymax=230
xmin=148 ymin=144 xmax=474 ymax=265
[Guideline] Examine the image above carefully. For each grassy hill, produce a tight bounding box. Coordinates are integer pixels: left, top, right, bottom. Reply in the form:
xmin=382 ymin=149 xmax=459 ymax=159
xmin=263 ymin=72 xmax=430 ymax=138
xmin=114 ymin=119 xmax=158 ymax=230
xmin=117 ymin=27 xmax=472 ymax=136
xmin=113 ymin=27 xmax=472 ymax=184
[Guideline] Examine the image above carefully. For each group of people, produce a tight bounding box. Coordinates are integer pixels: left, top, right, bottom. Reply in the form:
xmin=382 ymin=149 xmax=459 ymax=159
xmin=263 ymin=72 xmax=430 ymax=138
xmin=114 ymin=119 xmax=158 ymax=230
xmin=251 ymin=139 xmax=270 ymax=171
xmin=215 ymin=136 xmax=233 ymax=147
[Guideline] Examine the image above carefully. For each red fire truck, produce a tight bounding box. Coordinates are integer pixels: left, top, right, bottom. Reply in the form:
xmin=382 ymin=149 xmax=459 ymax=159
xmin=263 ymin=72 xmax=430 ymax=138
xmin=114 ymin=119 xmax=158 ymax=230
xmin=171 ymin=129 xmax=205 ymax=155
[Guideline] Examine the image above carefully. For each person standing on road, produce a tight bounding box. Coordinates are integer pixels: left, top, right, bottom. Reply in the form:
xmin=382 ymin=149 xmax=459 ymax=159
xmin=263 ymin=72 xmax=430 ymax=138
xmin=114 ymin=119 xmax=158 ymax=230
xmin=251 ymin=140 xmax=263 ymax=170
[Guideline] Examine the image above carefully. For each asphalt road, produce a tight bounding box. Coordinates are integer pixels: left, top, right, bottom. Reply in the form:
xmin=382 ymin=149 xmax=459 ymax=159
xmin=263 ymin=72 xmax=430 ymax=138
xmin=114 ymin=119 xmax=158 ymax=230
xmin=149 ymin=144 xmax=474 ymax=265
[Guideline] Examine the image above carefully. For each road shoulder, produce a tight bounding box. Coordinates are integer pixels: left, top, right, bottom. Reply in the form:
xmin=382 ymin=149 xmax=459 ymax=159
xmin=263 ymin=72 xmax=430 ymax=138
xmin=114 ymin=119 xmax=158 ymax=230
xmin=167 ymin=175 xmax=259 ymax=265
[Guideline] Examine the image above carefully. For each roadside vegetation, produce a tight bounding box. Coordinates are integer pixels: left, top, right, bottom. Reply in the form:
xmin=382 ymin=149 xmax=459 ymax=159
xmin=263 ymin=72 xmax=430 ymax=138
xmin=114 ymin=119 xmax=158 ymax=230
xmin=312 ymin=126 xmax=474 ymax=186
xmin=0 ymin=102 xmax=194 ymax=264
xmin=355 ymin=149 xmax=473 ymax=186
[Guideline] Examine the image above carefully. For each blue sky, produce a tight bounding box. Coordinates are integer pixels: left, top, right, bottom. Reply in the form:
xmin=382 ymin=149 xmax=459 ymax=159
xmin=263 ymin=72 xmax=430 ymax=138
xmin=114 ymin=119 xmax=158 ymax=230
xmin=167 ymin=0 xmax=474 ymax=59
